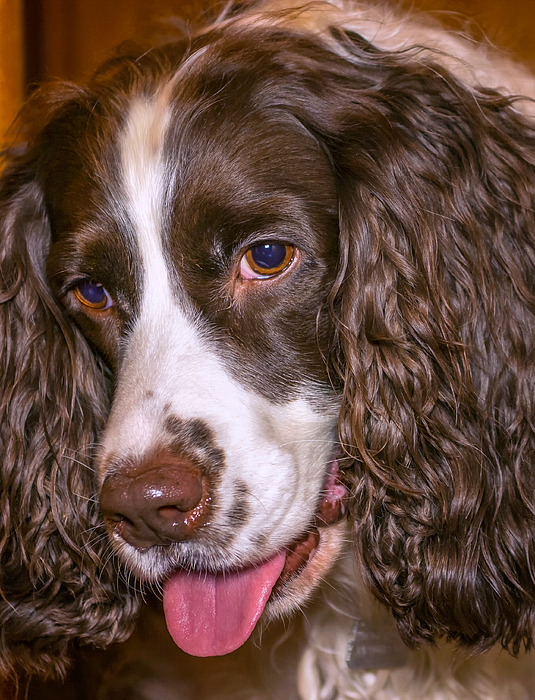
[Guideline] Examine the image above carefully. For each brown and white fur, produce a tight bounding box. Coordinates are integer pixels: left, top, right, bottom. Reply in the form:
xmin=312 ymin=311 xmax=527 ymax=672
xmin=2 ymin=2 xmax=535 ymax=698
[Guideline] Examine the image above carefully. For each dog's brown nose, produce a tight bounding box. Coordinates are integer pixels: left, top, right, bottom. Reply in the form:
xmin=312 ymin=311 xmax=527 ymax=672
xmin=100 ymin=453 xmax=208 ymax=549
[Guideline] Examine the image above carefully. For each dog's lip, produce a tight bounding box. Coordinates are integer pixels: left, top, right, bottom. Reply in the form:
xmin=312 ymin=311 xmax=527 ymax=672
xmin=277 ymin=457 xmax=349 ymax=586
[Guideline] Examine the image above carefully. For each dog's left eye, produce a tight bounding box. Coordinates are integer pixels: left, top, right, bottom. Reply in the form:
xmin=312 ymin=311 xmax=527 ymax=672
xmin=240 ymin=243 xmax=295 ymax=279
xmin=73 ymin=280 xmax=113 ymax=310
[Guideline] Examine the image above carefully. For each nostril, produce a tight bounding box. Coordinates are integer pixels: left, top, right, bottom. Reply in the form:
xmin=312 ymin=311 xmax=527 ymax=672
xmin=105 ymin=510 xmax=132 ymax=525
xmin=158 ymin=505 xmax=190 ymax=525
xmin=100 ymin=456 xmax=209 ymax=549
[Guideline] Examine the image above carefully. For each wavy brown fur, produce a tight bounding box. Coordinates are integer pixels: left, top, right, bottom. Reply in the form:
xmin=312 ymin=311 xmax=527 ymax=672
xmin=2 ymin=3 xmax=535 ymax=682
xmin=0 ymin=95 xmax=139 ymax=681
xmin=328 ymin=34 xmax=535 ymax=652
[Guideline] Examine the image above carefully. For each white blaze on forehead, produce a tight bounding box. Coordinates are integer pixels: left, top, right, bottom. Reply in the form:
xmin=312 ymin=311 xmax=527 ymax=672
xmin=120 ymin=89 xmax=175 ymax=300
xmin=119 ymin=45 xmax=209 ymax=285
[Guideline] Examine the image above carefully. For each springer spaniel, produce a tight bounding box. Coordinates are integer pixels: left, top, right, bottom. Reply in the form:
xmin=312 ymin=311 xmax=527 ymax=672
xmin=2 ymin=2 xmax=535 ymax=698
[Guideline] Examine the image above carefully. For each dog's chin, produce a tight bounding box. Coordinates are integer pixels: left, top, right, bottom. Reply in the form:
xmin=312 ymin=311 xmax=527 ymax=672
xmin=265 ymin=519 xmax=349 ymax=620
xmin=159 ymin=517 xmax=349 ymax=658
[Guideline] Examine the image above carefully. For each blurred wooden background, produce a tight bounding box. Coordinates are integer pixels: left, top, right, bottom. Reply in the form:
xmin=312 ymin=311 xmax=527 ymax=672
xmin=0 ymin=0 xmax=24 ymax=139
xmin=2 ymin=0 xmax=535 ymax=139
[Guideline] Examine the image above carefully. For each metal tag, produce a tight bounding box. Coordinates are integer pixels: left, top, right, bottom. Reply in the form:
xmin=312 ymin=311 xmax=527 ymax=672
xmin=346 ymin=616 xmax=410 ymax=670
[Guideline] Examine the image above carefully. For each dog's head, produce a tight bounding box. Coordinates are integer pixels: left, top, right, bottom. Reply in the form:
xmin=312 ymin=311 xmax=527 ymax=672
xmin=2 ymin=3 xmax=535 ymax=678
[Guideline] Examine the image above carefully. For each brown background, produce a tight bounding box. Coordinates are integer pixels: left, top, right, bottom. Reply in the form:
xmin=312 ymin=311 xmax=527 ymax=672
xmin=0 ymin=0 xmax=24 ymax=138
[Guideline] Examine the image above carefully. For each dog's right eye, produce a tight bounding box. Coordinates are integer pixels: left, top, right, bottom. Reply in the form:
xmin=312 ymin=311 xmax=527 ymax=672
xmin=240 ymin=243 xmax=295 ymax=280
xmin=73 ymin=280 xmax=113 ymax=310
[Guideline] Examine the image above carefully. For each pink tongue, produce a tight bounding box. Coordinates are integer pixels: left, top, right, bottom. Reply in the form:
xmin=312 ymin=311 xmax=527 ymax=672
xmin=163 ymin=553 xmax=286 ymax=657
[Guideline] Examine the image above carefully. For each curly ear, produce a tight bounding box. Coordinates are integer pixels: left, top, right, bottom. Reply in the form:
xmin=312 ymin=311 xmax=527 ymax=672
xmin=0 ymin=112 xmax=139 ymax=681
xmin=316 ymin=40 xmax=535 ymax=653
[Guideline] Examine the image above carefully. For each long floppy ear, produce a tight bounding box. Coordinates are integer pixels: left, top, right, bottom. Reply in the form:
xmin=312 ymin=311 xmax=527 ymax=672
xmin=0 ymin=94 xmax=139 ymax=681
xmin=303 ymin=32 xmax=535 ymax=652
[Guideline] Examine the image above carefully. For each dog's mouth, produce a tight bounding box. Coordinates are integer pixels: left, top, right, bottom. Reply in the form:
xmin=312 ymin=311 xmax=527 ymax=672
xmin=163 ymin=458 xmax=348 ymax=657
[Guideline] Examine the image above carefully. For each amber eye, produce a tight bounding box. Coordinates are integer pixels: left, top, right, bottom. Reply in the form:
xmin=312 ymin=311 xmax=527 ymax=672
xmin=240 ymin=243 xmax=295 ymax=280
xmin=73 ymin=280 xmax=113 ymax=310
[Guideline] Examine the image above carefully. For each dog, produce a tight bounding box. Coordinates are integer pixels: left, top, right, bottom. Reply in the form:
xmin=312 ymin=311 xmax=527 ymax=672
xmin=2 ymin=1 xmax=535 ymax=698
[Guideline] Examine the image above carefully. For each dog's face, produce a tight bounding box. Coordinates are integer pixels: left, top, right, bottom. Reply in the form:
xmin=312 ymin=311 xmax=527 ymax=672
xmin=44 ymin=37 xmax=349 ymax=656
